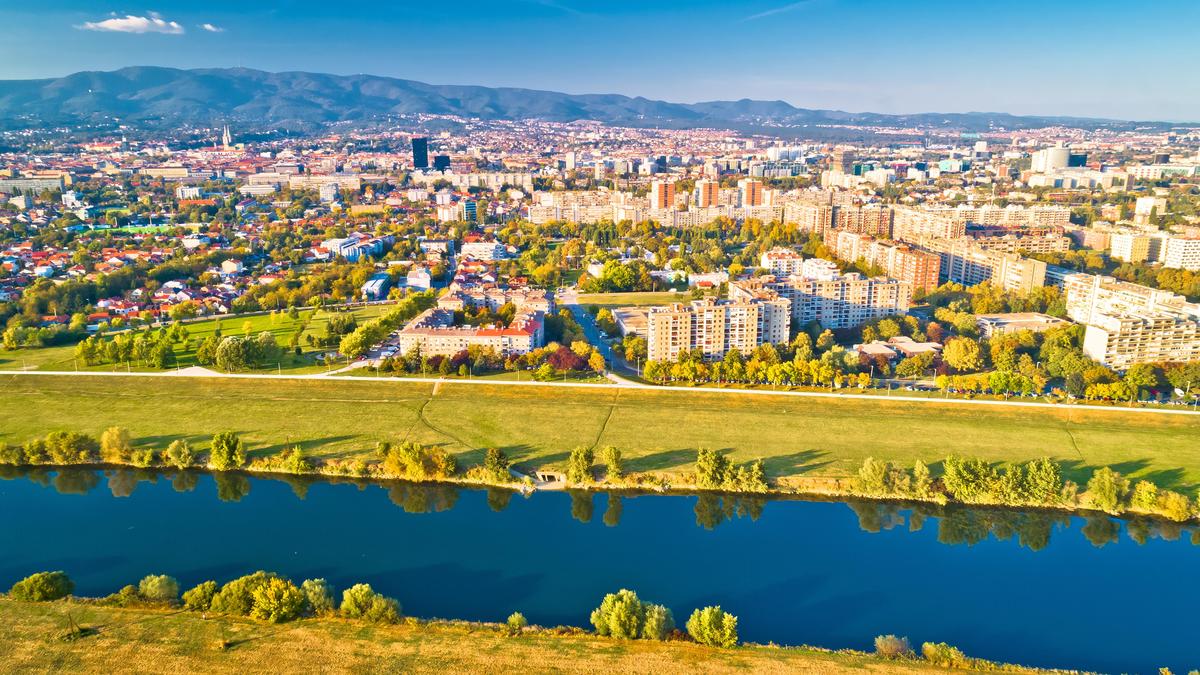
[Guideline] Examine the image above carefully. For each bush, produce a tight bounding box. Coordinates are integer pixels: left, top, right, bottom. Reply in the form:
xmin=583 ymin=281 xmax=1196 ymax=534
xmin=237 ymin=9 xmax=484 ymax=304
xmin=874 ymin=634 xmax=914 ymax=659
xmin=922 ymin=641 xmax=968 ymax=668
xmin=590 ymin=589 xmax=646 ymax=639
xmin=100 ymin=426 xmax=133 ymax=463
xmin=1158 ymin=490 xmax=1194 ymax=522
xmin=182 ymin=581 xmax=218 ymax=611
xmin=138 ymin=574 xmax=179 ymax=603
xmin=9 ymin=571 xmax=74 ymax=602
xmin=685 ymin=606 xmax=738 ymax=648
xmin=100 ymin=584 xmax=141 ymax=607
xmin=340 ymin=583 xmax=401 ymax=624
xmin=0 ymin=442 xmax=25 ymax=465
xmin=130 ymin=449 xmax=157 ymax=468
xmin=301 ymin=578 xmax=335 ymax=615
xmin=1087 ymin=467 xmax=1129 ymax=514
xmin=210 ymin=571 xmax=280 ymax=616
xmin=505 ymin=611 xmax=527 ymax=636
xmin=567 ymin=445 xmax=594 ymax=484
xmin=642 ymin=603 xmax=675 ymax=641
xmin=250 ymin=577 xmax=306 ymax=623
xmin=165 ymin=439 xmax=195 ymax=469
xmin=209 ymin=432 xmax=246 ymax=471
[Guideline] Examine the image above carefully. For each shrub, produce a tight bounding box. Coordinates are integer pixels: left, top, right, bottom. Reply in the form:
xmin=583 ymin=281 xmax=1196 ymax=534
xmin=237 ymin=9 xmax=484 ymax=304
xmin=1087 ymin=467 xmax=1129 ymax=514
xmin=44 ymin=431 xmax=99 ymax=464
xmin=0 ymin=442 xmax=25 ymax=465
xmin=590 ymin=589 xmax=646 ymax=639
xmin=567 ymin=445 xmax=594 ymax=484
xmin=874 ymin=634 xmax=914 ymax=659
xmin=250 ymin=577 xmax=306 ymax=623
xmin=210 ymin=571 xmax=280 ymax=616
xmin=642 ymin=603 xmax=675 ymax=641
xmin=101 ymin=584 xmax=141 ymax=607
xmin=685 ymin=606 xmax=738 ymax=648
xmin=1158 ymin=490 xmax=1194 ymax=522
xmin=301 ymin=578 xmax=335 ymax=615
xmin=165 ymin=439 xmax=195 ymax=469
xmin=9 ymin=571 xmax=74 ymax=601
xmin=182 ymin=581 xmax=218 ymax=611
xmin=209 ymin=432 xmax=246 ymax=471
xmin=340 ymin=583 xmax=400 ymax=624
xmin=130 ymin=449 xmax=157 ymax=468
xmin=505 ymin=611 xmax=528 ymax=636
xmin=138 ymin=574 xmax=179 ymax=603
xmin=922 ymin=641 xmax=968 ymax=668
xmin=480 ymin=447 xmax=510 ymax=483
xmin=100 ymin=426 xmax=133 ymax=463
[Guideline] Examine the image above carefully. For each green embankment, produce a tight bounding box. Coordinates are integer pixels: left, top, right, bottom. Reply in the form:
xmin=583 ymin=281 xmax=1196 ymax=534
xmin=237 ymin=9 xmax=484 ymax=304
xmin=0 ymin=598 xmax=1038 ymax=674
xmin=3 ymin=374 xmax=1199 ymax=490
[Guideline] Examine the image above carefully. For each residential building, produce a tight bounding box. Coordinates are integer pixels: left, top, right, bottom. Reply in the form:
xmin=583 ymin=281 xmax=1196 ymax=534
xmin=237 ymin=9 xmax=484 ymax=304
xmin=646 ymin=296 xmax=790 ymax=362
xmin=649 ymin=180 xmax=676 ymax=209
xmin=729 ymin=266 xmax=910 ymax=330
xmin=737 ymin=179 xmax=763 ymax=207
xmin=918 ymin=238 xmax=1047 ymax=293
xmin=832 ymin=231 xmax=941 ymax=294
xmin=397 ymin=307 xmax=545 ymax=357
xmin=1163 ymin=237 xmax=1200 ymax=271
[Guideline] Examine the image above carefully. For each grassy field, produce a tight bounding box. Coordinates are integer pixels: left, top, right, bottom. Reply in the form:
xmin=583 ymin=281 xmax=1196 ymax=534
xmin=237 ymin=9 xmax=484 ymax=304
xmin=575 ymin=291 xmax=695 ymax=308
xmin=3 ymin=374 xmax=1200 ymax=490
xmin=0 ymin=305 xmax=393 ymax=375
xmin=0 ymin=598 xmax=1022 ymax=674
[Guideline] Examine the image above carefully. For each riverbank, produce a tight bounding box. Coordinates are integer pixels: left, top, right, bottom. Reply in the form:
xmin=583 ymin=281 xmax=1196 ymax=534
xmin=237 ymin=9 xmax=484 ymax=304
xmin=0 ymin=597 xmax=1068 ymax=674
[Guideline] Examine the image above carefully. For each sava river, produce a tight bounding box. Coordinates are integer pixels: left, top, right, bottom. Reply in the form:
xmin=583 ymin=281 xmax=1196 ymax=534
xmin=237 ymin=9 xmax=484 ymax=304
xmin=0 ymin=467 xmax=1195 ymax=673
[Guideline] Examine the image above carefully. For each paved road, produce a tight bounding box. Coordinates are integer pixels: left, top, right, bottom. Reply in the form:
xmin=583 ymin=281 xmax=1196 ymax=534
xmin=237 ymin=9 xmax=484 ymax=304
xmin=6 ymin=369 xmax=1199 ymax=417
xmin=559 ymin=290 xmax=630 ymax=375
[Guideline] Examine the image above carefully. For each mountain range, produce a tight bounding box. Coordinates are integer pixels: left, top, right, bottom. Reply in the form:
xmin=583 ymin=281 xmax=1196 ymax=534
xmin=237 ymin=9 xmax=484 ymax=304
xmin=0 ymin=66 xmax=1179 ymax=133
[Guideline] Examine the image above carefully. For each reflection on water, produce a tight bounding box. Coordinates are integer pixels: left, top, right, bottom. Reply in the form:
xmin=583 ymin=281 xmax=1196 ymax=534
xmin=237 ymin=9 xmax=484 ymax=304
xmin=1 ymin=466 xmax=1196 ymax=550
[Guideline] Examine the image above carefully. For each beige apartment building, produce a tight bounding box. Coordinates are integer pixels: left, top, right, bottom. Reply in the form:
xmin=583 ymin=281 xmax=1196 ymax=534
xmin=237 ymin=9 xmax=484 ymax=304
xmin=730 ymin=270 xmax=910 ymax=330
xmin=833 ymin=232 xmax=941 ymax=294
xmin=396 ymin=307 xmax=545 ymax=357
xmin=918 ymin=238 xmax=1047 ymax=293
xmin=646 ymin=297 xmax=790 ymax=362
xmin=1065 ymin=273 xmax=1200 ymax=369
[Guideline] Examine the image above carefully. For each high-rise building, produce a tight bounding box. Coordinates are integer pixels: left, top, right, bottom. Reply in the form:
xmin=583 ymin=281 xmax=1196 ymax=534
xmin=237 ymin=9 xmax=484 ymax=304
xmin=649 ymin=180 xmax=676 ymax=209
xmin=646 ymin=297 xmax=790 ymax=362
xmin=730 ymin=264 xmax=910 ymax=330
xmin=694 ymin=179 xmax=720 ymax=208
xmin=831 ymin=147 xmax=856 ymax=173
xmin=737 ymin=178 xmax=763 ymax=207
xmin=832 ymin=232 xmax=941 ymax=294
xmin=1163 ymin=237 xmax=1200 ymax=271
xmin=411 ymin=137 xmax=429 ymax=169
xmin=433 ymin=155 xmax=451 ymax=171
xmin=564 ymin=151 xmax=577 ymax=171
xmin=1066 ymin=273 xmax=1200 ymax=369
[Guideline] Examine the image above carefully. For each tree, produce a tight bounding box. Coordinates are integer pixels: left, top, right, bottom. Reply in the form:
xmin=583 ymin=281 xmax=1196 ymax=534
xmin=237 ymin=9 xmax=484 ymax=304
xmin=505 ymin=611 xmax=528 ymax=636
xmin=182 ymin=580 xmax=218 ymax=611
xmin=340 ymin=583 xmax=401 ymax=623
xmin=942 ymin=337 xmax=983 ymax=373
xmin=686 ymin=606 xmax=738 ymax=648
xmin=302 ymin=578 xmax=335 ymax=615
xmin=695 ymin=448 xmax=730 ymax=489
xmin=590 ymin=589 xmax=646 ymax=639
xmin=250 ymin=577 xmax=306 ymax=623
xmin=138 ymin=574 xmax=179 ymax=603
xmin=602 ymin=446 xmax=623 ymax=481
xmin=100 ymin=426 xmax=133 ymax=463
xmin=214 ymin=336 xmax=250 ymax=372
xmin=1086 ymin=467 xmax=1129 ymax=514
xmin=912 ymin=460 xmax=932 ymax=498
xmin=209 ymin=432 xmax=246 ymax=471
xmin=642 ymin=604 xmax=675 ymax=641
xmin=481 ymin=447 xmax=510 ymax=483
xmin=165 ymin=439 xmax=195 ymax=469
xmin=9 ymin=571 xmax=73 ymax=601
xmin=567 ymin=445 xmax=594 ymax=484
xmin=588 ymin=350 xmax=606 ymax=373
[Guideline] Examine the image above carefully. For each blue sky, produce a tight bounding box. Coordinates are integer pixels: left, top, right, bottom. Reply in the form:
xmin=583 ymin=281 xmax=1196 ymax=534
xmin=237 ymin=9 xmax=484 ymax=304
xmin=3 ymin=1 xmax=1199 ymax=120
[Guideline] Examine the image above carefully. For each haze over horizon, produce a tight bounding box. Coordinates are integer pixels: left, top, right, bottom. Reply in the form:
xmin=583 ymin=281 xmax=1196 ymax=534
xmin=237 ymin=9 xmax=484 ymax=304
xmin=3 ymin=0 xmax=1200 ymax=122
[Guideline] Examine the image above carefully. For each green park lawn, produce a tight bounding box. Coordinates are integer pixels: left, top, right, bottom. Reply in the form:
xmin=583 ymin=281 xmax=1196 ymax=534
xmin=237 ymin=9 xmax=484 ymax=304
xmin=3 ymin=374 xmax=1199 ymax=491
xmin=0 ymin=305 xmax=393 ymax=375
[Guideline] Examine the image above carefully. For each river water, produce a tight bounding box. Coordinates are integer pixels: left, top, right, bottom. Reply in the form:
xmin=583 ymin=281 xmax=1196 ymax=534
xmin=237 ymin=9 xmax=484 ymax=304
xmin=0 ymin=467 xmax=1195 ymax=673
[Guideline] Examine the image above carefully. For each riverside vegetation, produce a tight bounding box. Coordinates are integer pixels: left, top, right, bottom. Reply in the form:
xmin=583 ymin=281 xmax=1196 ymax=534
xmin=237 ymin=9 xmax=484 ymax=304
xmin=0 ymin=423 xmax=1198 ymax=524
xmin=3 ymin=570 xmax=1092 ymax=674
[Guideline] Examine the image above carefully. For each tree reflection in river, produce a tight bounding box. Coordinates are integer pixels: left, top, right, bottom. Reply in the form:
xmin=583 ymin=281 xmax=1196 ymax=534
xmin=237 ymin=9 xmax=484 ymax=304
xmin=569 ymin=490 xmax=594 ymax=523
xmin=603 ymin=494 xmax=623 ymax=527
xmin=387 ymin=483 xmax=460 ymax=514
xmin=694 ymin=494 xmax=765 ymax=530
xmin=486 ymin=487 xmax=513 ymax=512
xmin=214 ymin=473 xmax=251 ymax=502
xmin=171 ymin=471 xmax=199 ymax=493
xmin=54 ymin=469 xmax=101 ymax=495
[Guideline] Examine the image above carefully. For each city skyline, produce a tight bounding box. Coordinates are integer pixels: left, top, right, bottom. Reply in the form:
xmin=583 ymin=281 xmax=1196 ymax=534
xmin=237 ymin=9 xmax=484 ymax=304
xmin=3 ymin=0 xmax=1200 ymax=121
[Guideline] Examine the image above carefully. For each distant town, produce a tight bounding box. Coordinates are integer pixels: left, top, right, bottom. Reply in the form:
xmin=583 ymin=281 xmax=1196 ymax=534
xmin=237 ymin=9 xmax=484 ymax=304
xmin=0 ymin=117 xmax=1196 ymax=405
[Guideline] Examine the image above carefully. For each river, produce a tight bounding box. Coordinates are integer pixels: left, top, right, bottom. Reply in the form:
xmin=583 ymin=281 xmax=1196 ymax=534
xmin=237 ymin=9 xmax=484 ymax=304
xmin=0 ymin=467 xmax=1195 ymax=673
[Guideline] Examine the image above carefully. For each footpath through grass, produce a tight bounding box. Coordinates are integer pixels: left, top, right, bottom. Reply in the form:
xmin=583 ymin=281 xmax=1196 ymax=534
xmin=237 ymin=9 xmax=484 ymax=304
xmin=0 ymin=598 xmax=1029 ymax=674
xmin=3 ymin=374 xmax=1200 ymax=490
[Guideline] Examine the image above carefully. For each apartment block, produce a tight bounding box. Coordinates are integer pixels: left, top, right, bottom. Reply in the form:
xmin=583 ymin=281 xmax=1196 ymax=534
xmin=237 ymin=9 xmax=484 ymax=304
xmin=832 ymin=231 xmax=941 ymax=293
xmin=737 ymin=179 xmax=763 ymax=207
xmin=729 ymin=265 xmax=910 ymax=330
xmin=1163 ymin=237 xmax=1200 ymax=271
xmin=646 ymin=297 xmax=790 ymax=362
xmin=649 ymin=180 xmax=676 ymax=209
xmin=919 ymin=238 xmax=1047 ymax=293
xmin=758 ymin=247 xmax=806 ymax=276
xmin=1081 ymin=312 xmax=1200 ymax=371
xmin=397 ymin=307 xmax=545 ymax=357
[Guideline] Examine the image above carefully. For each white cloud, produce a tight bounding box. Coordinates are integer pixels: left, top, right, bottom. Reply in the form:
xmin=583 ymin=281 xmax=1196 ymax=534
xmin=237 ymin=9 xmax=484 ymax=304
xmin=741 ymin=0 xmax=818 ymax=22
xmin=200 ymin=23 xmax=224 ymax=33
xmin=79 ymin=13 xmax=185 ymax=34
